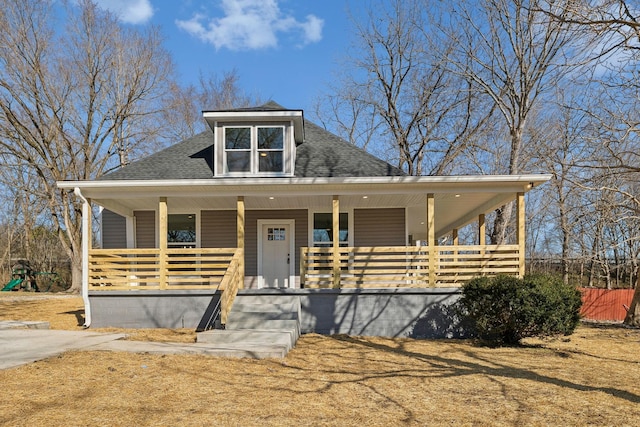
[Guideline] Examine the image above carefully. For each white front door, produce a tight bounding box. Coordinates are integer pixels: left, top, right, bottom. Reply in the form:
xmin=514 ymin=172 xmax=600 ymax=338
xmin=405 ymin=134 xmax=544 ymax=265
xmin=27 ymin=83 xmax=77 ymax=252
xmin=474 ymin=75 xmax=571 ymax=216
xmin=258 ymin=221 xmax=294 ymax=288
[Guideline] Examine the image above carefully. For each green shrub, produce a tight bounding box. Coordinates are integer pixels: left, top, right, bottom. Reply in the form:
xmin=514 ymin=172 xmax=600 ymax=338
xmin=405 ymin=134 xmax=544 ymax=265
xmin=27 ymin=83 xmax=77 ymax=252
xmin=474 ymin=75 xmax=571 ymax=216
xmin=458 ymin=274 xmax=582 ymax=345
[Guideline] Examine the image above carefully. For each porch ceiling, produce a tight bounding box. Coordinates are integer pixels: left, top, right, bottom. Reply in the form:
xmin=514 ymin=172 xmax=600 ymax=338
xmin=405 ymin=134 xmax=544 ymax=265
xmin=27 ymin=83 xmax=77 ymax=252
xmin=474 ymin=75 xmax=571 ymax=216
xmin=59 ymin=174 xmax=551 ymax=237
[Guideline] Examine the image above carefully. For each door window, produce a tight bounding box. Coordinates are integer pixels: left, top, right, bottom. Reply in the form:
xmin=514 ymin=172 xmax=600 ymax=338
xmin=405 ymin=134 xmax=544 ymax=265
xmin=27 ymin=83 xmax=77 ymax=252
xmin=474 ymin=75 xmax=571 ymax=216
xmin=267 ymin=227 xmax=286 ymax=241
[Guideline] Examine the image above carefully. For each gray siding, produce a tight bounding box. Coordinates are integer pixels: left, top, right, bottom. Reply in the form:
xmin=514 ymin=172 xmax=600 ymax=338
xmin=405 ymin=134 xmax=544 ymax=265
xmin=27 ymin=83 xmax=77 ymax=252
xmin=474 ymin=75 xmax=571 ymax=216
xmin=134 ymin=210 xmax=156 ymax=248
xmin=354 ymin=208 xmax=406 ymax=246
xmin=201 ymin=210 xmax=237 ymax=248
xmin=102 ymin=209 xmax=127 ymax=249
xmin=245 ymin=210 xmax=308 ymax=276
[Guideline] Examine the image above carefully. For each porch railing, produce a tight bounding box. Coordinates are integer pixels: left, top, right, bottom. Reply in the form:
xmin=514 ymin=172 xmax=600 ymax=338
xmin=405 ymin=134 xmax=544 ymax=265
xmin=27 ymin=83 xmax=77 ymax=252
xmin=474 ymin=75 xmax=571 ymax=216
xmin=219 ymin=248 xmax=243 ymax=325
xmin=300 ymin=244 xmax=521 ymax=288
xmin=88 ymin=247 xmax=240 ymax=290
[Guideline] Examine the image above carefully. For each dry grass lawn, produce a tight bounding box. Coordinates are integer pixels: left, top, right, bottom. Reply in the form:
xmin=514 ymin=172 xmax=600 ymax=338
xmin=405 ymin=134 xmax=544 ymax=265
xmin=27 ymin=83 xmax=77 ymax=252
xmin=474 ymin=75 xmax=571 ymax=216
xmin=1 ymin=293 xmax=639 ymax=426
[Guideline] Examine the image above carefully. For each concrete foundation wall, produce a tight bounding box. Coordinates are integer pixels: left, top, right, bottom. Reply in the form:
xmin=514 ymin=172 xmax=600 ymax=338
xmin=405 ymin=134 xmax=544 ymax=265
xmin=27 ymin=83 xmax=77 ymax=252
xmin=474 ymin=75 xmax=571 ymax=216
xmin=89 ymin=290 xmax=220 ymax=330
xmin=88 ymin=288 xmax=468 ymax=338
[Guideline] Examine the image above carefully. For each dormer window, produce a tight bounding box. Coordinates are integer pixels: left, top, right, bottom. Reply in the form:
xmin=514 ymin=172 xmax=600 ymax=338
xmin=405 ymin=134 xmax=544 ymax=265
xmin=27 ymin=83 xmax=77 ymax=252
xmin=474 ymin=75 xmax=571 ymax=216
xmin=225 ymin=126 xmax=284 ymax=173
xmin=203 ymin=104 xmax=304 ymax=177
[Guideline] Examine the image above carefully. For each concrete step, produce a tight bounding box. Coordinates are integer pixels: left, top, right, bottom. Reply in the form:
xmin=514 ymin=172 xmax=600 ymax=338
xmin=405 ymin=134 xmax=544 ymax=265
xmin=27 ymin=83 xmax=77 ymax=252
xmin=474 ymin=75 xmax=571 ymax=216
xmin=233 ymin=294 xmax=300 ymax=306
xmin=231 ymin=303 xmax=297 ymax=314
xmin=225 ymin=319 xmax=300 ymax=339
xmin=93 ymin=340 xmax=289 ymax=359
xmin=204 ymin=296 xmax=302 ymax=357
xmin=196 ymin=329 xmax=296 ymax=350
xmin=0 ymin=320 xmax=50 ymax=330
xmin=227 ymin=310 xmax=298 ymax=323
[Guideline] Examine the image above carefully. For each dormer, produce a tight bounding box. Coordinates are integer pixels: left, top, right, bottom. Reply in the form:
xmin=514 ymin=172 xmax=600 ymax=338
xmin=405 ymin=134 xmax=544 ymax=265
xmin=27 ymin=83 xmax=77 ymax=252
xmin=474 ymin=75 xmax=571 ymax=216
xmin=203 ymin=103 xmax=304 ymax=177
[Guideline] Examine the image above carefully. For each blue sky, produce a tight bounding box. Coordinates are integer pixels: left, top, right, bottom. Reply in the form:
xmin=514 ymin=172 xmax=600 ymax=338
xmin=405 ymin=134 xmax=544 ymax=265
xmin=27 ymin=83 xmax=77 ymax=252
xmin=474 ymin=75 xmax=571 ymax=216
xmin=93 ymin=0 xmax=357 ymax=114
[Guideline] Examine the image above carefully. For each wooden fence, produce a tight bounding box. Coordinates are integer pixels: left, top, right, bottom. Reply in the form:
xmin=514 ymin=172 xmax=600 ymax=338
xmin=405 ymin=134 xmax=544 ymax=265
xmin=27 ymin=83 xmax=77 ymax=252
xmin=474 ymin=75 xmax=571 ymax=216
xmin=580 ymin=288 xmax=634 ymax=322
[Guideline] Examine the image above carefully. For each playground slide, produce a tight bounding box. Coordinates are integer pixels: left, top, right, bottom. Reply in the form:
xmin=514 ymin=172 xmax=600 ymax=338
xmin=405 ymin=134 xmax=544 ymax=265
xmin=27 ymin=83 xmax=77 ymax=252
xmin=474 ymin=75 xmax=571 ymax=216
xmin=1 ymin=278 xmax=23 ymax=292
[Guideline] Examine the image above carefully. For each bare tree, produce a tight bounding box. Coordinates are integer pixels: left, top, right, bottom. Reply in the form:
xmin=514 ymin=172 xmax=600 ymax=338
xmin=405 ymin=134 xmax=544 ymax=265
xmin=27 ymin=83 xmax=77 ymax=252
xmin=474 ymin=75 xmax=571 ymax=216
xmin=540 ymin=0 xmax=640 ymax=55
xmin=571 ymin=50 xmax=640 ymax=323
xmin=162 ymin=70 xmax=259 ymax=143
xmin=0 ymin=0 xmax=175 ymax=292
xmin=443 ymin=0 xmax=578 ymax=243
xmin=316 ymin=0 xmax=487 ymax=176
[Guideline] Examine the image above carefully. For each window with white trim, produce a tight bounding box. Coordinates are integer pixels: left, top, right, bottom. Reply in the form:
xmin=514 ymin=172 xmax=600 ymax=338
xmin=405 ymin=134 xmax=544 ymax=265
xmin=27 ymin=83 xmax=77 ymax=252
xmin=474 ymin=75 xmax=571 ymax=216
xmin=224 ymin=125 xmax=284 ymax=174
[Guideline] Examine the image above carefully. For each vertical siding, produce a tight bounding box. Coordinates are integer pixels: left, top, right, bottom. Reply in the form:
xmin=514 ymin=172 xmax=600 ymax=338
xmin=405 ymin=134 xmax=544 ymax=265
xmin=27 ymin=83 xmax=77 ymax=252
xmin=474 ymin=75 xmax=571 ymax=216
xmin=134 ymin=210 xmax=156 ymax=248
xmin=201 ymin=210 xmax=237 ymax=248
xmin=580 ymin=288 xmax=634 ymax=322
xmin=101 ymin=209 xmax=127 ymax=249
xmin=245 ymin=210 xmax=308 ymax=276
xmin=354 ymin=208 xmax=406 ymax=246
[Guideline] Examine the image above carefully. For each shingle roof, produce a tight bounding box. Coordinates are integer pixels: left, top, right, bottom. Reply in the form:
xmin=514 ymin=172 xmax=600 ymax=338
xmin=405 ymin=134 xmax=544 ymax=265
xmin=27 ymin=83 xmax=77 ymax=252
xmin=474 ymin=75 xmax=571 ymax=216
xmin=295 ymin=120 xmax=404 ymax=177
xmin=99 ymin=130 xmax=216 ymax=180
xmin=100 ymin=106 xmax=405 ymax=181
xmin=202 ymin=100 xmax=297 ymax=113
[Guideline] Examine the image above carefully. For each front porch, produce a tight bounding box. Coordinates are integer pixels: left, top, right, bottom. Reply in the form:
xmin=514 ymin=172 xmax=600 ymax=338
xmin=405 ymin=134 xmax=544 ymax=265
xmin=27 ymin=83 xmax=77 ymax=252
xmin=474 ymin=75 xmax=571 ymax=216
xmin=59 ymin=174 xmax=549 ymax=330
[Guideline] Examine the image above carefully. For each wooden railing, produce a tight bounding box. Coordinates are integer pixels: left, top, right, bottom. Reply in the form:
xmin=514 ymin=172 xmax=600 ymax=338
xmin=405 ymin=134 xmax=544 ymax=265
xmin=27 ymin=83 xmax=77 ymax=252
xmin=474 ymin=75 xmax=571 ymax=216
xmin=434 ymin=245 xmax=521 ymax=285
xmin=88 ymin=247 xmax=240 ymax=290
xmin=219 ymin=249 xmax=244 ymax=325
xmin=301 ymin=245 xmax=521 ymax=288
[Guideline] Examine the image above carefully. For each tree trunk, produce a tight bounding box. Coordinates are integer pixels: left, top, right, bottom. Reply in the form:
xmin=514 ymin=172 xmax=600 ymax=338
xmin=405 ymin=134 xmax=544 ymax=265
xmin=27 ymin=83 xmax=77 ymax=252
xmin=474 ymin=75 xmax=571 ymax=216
xmin=624 ymin=277 xmax=640 ymax=327
xmin=490 ymin=202 xmax=514 ymax=245
xmin=68 ymin=254 xmax=82 ymax=293
xmin=559 ymin=195 xmax=570 ymax=285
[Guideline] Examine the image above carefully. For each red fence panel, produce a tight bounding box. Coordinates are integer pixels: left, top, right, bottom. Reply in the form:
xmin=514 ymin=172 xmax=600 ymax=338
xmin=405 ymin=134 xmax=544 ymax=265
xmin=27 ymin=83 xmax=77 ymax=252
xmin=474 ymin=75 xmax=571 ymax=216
xmin=580 ymin=288 xmax=634 ymax=322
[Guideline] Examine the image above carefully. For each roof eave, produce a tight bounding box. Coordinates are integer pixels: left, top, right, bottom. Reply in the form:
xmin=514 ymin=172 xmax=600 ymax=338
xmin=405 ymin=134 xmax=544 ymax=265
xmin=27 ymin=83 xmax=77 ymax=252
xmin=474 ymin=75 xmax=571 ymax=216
xmin=58 ymin=174 xmax=552 ymax=198
xmin=202 ymin=110 xmax=305 ymax=143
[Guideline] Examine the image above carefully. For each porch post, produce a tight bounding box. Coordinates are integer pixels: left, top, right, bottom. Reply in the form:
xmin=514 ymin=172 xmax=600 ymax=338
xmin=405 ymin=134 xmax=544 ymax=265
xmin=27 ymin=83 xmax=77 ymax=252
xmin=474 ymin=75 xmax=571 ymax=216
xmin=125 ymin=216 xmax=135 ymax=249
xmin=427 ymin=193 xmax=435 ymax=287
xmin=332 ymin=195 xmax=341 ymax=288
xmin=478 ymin=213 xmax=486 ymax=259
xmin=452 ymin=228 xmax=459 ymax=264
xmin=517 ymin=192 xmax=525 ymax=277
xmin=159 ymin=197 xmax=167 ymax=289
xmin=237 ymin=196 xmax=245 ymax=289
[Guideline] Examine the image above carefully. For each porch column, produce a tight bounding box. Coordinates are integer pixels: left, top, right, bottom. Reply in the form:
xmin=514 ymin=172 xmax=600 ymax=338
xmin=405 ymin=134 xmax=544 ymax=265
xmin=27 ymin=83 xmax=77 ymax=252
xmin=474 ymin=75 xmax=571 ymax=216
xmin=517 ymin=192 xmax=525 ymax=277
xmin=478 ymin=213 xmax=486 ymax=259
xmin=125 ymin=216 xmax=135 ymax=249
xmin=452 ymin=228 xmax=459 ymax=264
xmin=237 ymin=196 xmax=245 ymax=289
xmin=159 ymin=197 xmax=167 ymax=289
xmin=332 ymin=195 xmax=341 ymax=288
xmin=427 ymin=193 xmax=435 ymax=287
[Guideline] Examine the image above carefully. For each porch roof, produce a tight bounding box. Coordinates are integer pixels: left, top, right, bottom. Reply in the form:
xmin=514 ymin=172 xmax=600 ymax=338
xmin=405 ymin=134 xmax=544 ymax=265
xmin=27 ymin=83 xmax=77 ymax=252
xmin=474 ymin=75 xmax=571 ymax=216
xmin=58 ymin=174 xmax=551 ymax=237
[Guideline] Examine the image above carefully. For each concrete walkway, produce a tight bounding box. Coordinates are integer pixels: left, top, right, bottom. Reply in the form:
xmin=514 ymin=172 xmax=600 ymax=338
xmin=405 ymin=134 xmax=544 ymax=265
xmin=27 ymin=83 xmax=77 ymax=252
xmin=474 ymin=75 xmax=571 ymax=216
xmin=0 ymin=320 xmax=291 ymax=370
xmin=0 ymin=326 xmax=127 ymax=370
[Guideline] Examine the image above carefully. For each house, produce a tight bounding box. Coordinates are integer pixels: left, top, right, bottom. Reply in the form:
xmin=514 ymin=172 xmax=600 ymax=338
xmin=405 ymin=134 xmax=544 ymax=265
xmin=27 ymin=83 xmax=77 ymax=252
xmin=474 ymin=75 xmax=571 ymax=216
xmin=58 ymin=102 xmax=550 ymax=338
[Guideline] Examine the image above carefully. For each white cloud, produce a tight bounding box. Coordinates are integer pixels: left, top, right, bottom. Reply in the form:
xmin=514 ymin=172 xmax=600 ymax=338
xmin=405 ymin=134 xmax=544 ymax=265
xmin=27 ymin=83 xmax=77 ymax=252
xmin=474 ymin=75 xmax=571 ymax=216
xmin=93 ymin=0 xmax=154 ymax=25
xmin=176 ymin=0 xmax=324 ymax=50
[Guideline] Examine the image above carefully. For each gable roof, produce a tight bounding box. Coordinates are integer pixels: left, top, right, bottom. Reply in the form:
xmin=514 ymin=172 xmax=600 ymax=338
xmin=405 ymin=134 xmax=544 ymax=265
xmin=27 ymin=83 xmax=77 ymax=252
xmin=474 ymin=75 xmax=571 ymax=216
xmin=100 ymin=104 xmax=404 ymax=181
